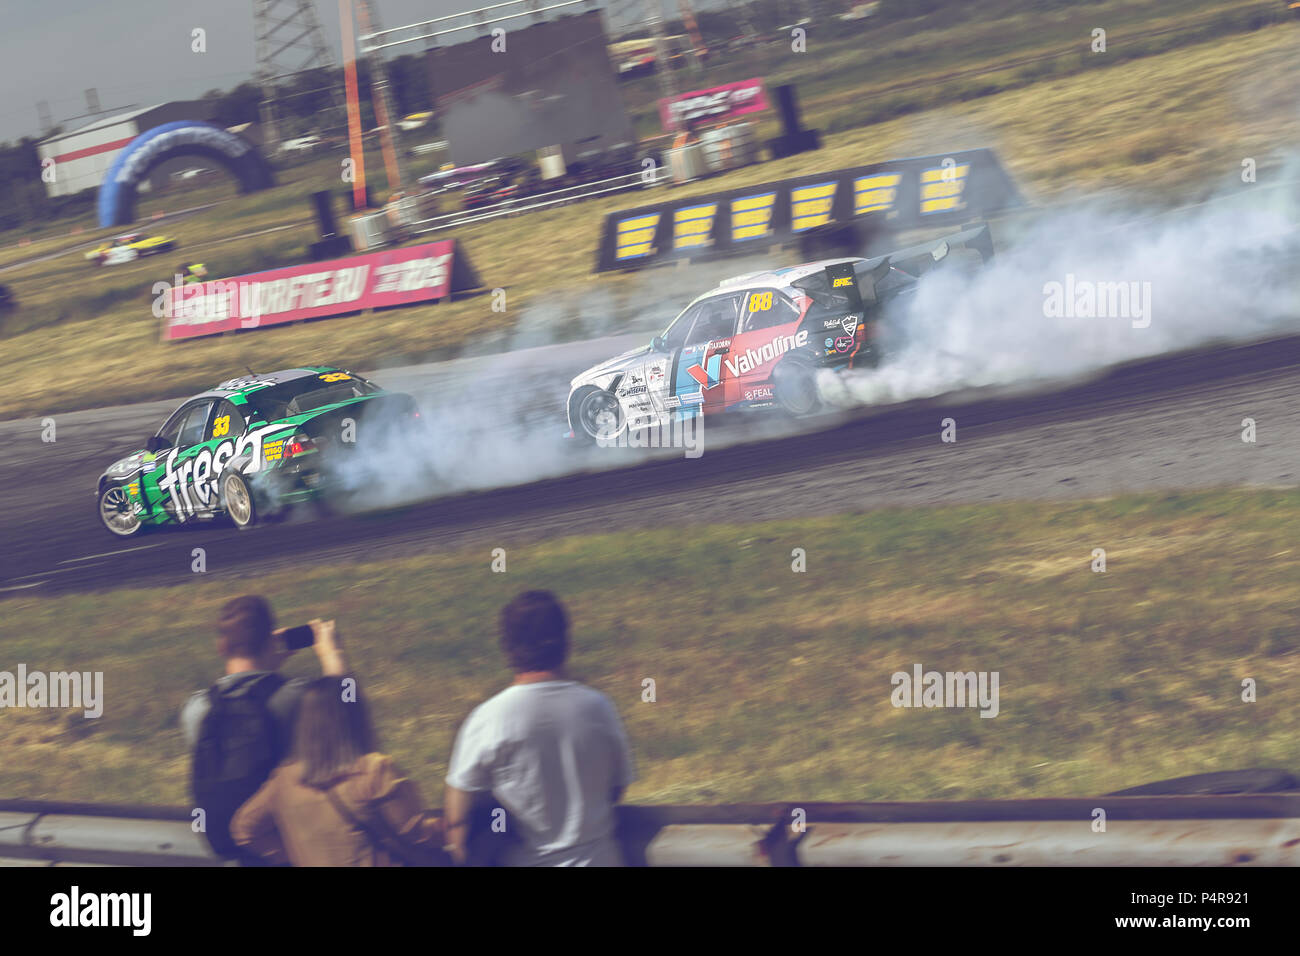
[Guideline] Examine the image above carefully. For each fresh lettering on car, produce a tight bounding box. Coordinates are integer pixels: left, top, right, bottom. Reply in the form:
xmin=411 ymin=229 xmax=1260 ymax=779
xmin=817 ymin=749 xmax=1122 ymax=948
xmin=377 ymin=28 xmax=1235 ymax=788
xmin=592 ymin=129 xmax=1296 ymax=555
xmin=155 ymin=422 xmax=286 ymax=519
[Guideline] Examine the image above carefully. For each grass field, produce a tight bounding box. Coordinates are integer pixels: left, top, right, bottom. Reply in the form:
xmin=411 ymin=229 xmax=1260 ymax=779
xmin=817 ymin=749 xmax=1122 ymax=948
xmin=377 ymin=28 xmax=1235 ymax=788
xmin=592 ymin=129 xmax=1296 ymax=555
xmin=1 ymin=488 xmax=1297 ymax=807
xmin=1 ymin=16 xmax=1296 ymax=420
xmin=619 ymin=0 xmax=1289 ymax=141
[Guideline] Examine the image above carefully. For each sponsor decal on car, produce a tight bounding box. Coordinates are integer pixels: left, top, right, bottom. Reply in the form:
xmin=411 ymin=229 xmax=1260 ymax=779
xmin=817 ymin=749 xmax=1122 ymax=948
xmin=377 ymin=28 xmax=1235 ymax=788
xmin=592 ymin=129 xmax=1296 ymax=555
xmin=618 ymin=384 xmax=648 ymax=397
xmin=684 ymin=338 xmax=730 ymax=354
xmin=834 ymin=335 xmax=854 ymax=352
xmin=841 ymin=316 xmax=859 ymax=336
xmin=744 ymin=386 xmax=774 ymax=401
xmin=686 ymin=353 xmax=725 ymax=389
xmin=156 ymin=422 xmax=285 ymax=519
xmin=217 ymin=377 xmax=277 ymax=391
xmin=723 ymin=329 xmax=809 ymax=376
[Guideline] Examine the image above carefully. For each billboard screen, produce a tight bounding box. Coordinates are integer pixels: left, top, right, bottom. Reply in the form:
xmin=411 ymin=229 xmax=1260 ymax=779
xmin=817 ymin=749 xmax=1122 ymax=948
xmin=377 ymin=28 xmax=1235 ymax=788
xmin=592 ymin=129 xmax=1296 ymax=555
xmin=427 ymin=10 xmax=634 ymax=166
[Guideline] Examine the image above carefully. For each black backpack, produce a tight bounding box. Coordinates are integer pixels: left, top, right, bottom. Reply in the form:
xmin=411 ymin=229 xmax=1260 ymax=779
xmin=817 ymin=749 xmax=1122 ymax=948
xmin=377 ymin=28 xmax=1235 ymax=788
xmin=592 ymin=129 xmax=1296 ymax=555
xmin=192 ymin=672 xmax=288 ymax=859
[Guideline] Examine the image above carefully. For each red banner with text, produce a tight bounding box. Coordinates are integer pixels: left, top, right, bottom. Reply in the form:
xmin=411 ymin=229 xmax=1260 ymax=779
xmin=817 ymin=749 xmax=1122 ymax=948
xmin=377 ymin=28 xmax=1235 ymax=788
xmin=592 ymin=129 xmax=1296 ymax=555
xmin=163 ymin=239 xmax=478 ymax=341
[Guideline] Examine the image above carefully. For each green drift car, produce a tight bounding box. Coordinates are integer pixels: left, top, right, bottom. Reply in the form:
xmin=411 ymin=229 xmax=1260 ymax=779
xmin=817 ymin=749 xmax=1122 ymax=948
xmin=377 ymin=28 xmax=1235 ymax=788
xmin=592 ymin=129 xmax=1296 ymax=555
xmin=97 ymin=367 xmax=419 ymax=537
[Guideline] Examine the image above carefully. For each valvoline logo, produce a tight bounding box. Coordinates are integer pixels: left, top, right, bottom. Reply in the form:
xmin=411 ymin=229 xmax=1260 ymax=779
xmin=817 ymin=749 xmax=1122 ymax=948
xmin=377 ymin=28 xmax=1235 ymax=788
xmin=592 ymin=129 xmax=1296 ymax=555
xmin=723 ymin=329 xmax=809 ymax=376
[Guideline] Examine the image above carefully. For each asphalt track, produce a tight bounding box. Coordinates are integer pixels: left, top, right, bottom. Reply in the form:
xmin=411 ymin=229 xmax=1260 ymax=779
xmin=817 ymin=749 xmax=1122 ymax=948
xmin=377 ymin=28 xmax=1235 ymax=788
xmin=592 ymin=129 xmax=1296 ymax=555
xmin=0 ymin=202 xmax=225 ymax=276
xmin=4 ymin=329 xmax=1300 ymax=596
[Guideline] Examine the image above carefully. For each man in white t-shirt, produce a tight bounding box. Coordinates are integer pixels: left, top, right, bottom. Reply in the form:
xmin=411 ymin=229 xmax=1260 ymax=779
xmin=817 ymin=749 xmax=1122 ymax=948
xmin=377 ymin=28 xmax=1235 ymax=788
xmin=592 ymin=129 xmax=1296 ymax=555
xmin=444 ymin=591 xmax=636 ymax=866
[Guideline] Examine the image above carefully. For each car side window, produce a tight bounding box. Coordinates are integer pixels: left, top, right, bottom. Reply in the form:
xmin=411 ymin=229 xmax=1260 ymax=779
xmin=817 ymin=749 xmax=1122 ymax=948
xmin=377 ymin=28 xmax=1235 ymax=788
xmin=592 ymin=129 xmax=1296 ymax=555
xmin=684 ymin=294 xmax=742 ymax=346
xmin=156 ymin=405 xmax=192 ymax=447
xmin=177 ymin=401 xmax=214 ymax=449
xmin=662 ymin=303 xmax=703 ymax=350
xmin=211 ymin=400 xmax=245 ymax=441
xmin=740 ymin=289 xmax=800 ymax=332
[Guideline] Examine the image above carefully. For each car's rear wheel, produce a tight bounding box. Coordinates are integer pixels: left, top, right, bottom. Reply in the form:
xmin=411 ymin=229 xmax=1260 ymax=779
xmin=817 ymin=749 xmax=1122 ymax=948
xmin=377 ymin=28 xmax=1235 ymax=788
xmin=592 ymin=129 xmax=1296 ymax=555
xmin=99 ymin=483 xmax=144 ymax=538
xmin=571 ymin=387 xmax=625 ymax=444
xmin=222 ymin=471 xmax=258 ymax=531
xmin=772 ymin=359 xmax=821 ymax=416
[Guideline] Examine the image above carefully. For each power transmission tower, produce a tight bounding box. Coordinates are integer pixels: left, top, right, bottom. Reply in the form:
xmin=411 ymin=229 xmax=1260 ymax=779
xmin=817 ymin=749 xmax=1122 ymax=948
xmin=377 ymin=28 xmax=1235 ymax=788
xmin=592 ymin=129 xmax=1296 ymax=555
xmin=734 ymin=0 xmax=759 ymax=41
xmin=646 ymin=0 xmax=678 ymax=101
xmin=252 ymin=0 xmax=343 ymax=152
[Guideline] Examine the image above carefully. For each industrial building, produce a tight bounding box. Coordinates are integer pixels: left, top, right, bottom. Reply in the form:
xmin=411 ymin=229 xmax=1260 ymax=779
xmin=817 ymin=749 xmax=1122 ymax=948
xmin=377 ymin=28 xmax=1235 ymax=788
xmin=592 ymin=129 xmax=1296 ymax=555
xmin=37 ymin=101 xmax=213 ymax=199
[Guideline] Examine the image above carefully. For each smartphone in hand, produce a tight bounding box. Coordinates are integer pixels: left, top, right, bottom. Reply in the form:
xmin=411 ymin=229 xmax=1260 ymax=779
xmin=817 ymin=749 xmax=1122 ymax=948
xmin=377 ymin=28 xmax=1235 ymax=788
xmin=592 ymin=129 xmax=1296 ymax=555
xmin=280 ymin=624 xmax=315 ymax=651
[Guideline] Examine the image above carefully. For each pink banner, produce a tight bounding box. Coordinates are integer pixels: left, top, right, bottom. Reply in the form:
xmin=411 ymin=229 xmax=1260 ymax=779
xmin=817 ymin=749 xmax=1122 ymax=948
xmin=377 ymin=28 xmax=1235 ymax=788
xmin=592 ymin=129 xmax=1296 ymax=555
xmin=163 ymin=240 xmax=458 ymax=341
xmin=659 ymin=78 xmax=769 ymax=132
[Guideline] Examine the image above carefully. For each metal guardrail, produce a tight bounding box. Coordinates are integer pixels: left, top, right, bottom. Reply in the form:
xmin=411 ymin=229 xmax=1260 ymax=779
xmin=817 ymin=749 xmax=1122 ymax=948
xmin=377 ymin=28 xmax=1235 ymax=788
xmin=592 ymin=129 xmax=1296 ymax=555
xmin=3 ymin=795 xmax=1299 ymax=866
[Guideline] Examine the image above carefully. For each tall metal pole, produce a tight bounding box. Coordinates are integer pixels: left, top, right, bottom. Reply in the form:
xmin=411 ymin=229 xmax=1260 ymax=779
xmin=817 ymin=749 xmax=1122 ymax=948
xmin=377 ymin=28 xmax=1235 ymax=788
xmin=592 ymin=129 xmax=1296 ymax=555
xmin=354 ymin=0 xmax=406 ymax=193
xmin=340 ymin=0 xmax=368 ymax=209
xmin=675 ymin=0 xmax=707 ymax=75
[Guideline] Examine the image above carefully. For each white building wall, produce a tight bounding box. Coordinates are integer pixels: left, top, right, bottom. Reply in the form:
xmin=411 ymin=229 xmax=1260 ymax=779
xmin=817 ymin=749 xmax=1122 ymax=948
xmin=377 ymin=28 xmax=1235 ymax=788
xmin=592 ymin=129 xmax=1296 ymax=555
xmin=38 ymin=119 xmax=141 ymax=198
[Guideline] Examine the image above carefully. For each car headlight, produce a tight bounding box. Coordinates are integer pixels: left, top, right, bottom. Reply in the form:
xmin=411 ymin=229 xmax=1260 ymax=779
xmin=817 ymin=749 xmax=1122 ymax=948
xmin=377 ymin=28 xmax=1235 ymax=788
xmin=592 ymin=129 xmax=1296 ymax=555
xmin=106 ymin=453 xmax=144 ymax=477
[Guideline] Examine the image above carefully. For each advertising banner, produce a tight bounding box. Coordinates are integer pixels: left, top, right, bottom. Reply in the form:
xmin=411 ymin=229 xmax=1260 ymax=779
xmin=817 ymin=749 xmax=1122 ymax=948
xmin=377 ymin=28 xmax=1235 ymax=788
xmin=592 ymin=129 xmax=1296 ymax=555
xmin=163 ymin=239 xmax=481 ymax=341
xmin=658 ymin=77 xmax=769 ymax=131
xmin=594 ymin=148 xmax=1023 ymax=272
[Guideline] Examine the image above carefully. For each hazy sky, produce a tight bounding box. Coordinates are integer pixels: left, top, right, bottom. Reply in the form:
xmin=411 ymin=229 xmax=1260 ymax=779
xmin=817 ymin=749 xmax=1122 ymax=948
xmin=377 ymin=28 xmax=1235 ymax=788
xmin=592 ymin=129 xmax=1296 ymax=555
xmin=0 ymin=0 xmax=664 ymax=145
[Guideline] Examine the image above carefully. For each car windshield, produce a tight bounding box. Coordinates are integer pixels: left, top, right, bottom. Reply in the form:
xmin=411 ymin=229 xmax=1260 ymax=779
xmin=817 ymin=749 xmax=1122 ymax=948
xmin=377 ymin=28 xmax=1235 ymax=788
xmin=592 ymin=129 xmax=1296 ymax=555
xmin=242 ymin=375 xmax=378 ymax=421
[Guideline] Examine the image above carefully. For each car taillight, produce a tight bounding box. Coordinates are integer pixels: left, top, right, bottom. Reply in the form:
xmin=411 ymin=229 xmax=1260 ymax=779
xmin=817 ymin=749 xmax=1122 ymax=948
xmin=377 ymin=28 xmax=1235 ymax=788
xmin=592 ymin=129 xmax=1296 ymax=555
xmin=285 ymin=433 xmax=315 ymax=458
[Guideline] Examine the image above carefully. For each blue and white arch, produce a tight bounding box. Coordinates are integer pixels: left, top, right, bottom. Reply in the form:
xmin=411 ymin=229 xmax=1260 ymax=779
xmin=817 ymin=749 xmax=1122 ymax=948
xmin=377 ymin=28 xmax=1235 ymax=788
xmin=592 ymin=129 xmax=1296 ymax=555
xmin=97 ymin=121 xmax=274 ymax=228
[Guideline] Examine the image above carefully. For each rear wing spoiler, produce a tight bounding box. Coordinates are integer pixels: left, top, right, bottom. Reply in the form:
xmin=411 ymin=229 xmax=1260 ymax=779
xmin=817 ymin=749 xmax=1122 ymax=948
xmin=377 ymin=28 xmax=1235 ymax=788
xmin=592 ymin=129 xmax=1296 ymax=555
xmin=849 ymin=223 xmax=995 ymax=306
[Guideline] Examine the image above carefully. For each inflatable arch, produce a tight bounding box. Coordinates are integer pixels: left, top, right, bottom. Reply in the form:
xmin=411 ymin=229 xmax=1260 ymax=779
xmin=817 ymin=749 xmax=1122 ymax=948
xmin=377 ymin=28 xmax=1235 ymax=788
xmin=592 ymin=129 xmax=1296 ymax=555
xmin=97 ymin=121 xmax=275 ymax=228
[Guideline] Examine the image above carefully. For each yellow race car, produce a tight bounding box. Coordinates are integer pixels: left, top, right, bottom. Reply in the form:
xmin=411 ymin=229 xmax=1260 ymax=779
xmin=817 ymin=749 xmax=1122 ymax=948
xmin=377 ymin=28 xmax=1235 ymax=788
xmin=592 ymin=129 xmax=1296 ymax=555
xmin=86 ymin=232 xmax=177 ymax=266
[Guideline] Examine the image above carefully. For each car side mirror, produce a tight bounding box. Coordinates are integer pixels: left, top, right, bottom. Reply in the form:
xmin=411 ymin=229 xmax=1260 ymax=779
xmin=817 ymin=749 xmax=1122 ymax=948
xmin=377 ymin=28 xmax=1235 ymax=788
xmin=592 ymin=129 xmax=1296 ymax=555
xmin=650 ymin=335 xmax=667 ymax=351
xmin=146 ymin=435 xmax=170 ymax=453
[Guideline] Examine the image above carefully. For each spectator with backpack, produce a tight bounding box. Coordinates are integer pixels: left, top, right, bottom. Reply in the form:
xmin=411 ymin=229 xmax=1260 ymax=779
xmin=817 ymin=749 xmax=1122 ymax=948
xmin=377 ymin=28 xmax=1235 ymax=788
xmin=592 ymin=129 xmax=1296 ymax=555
xmin=180 ymin=595 xmax=348 ymax=862
xmin=231 ymin=677 xmax=447 ymax=866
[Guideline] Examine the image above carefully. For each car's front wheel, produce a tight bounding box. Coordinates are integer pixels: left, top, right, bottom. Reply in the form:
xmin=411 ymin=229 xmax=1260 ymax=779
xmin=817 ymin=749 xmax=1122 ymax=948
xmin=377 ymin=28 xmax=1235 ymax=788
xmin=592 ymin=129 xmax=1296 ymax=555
xmin=98 ymin=483 xmax=144 ymax=538
xmin=221 ymin=471 xmax=258 ymax=531
xmin=570 ymin=387 xmax=625 ymax=444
